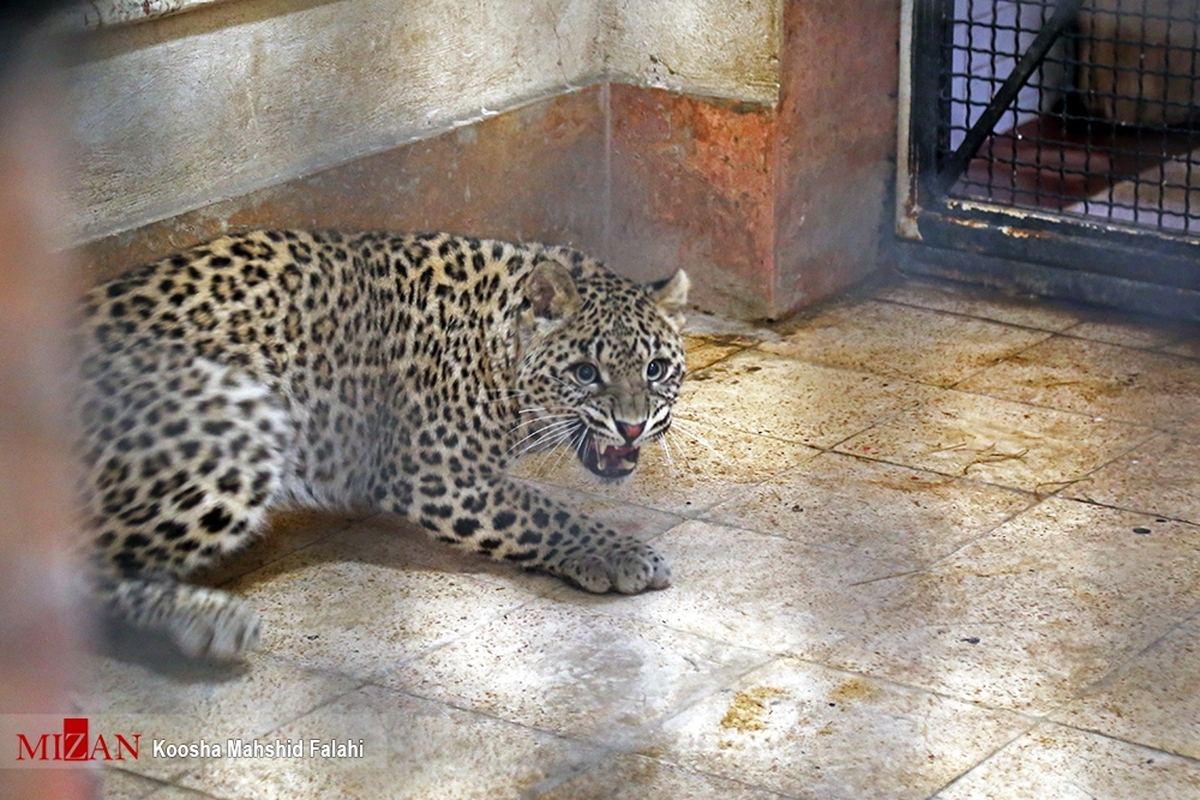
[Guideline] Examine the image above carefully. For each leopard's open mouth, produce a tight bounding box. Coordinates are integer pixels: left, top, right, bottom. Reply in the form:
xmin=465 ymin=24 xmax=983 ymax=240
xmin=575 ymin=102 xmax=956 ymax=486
xmin=578 ymin=434 xmax=640 ymax=479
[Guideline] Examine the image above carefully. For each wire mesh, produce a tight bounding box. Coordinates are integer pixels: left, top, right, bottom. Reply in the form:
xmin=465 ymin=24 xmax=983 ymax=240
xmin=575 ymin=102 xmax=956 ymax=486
xmin=942 ymin=0 xmax=1200 ymax=234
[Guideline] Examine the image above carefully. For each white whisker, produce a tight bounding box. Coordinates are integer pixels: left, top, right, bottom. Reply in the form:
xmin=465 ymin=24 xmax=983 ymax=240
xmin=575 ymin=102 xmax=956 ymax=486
xmin=669 ymin=418 xmax=728 ymax=464
xmin=518 ymin=405 xmax=574 ymax=416
xmin=535 ymin=431 xmax=583 ymax=475
xmin=509 ymin=413 xmax=575 ymax=434
xmin=665 ymin=429 xmax=700 ymax=474
xmin=657 ymin=431 xmax=675 ymax=469
xmin=509 ymin=419 xmax=578 ymax=455
xmin=515 ymin=420 xmax=577 ymax=447
xmin=522 ymin=417 xmax=583 ymax=452
xmin=550 ymin=425 xmax=589 ymax=474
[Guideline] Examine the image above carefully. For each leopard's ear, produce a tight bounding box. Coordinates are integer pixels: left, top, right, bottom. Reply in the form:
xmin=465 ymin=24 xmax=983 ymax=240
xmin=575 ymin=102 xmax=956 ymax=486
xmin=647 ymin=269 xmax=690 ymax=331
xmin=522 ymin=260 xmax=581 ymax=325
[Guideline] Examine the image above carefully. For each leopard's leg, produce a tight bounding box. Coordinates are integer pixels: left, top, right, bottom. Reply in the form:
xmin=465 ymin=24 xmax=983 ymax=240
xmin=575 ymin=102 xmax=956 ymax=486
xmin=93 ymin=571 xmax=263 ymax=660
xmin=383 ymin=472 xmax=670 ymax=594
xmin=80 ymin=358 xmax=289 ymax=660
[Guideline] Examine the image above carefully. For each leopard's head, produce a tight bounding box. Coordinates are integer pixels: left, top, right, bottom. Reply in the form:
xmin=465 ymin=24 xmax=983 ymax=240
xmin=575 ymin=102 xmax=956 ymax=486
xmin=514 ymin=250 xmax=689 ymax=480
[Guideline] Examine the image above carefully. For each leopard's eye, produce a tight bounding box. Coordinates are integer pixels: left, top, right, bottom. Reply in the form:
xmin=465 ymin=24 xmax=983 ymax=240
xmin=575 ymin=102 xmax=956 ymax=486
xmin=645 ymin=358 xmax=669 ymax=381
xmin=570 ymin=362 xmax=599 ymax=385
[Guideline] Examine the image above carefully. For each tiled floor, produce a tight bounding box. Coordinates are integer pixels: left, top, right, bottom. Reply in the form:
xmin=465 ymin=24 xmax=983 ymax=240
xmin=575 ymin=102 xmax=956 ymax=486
xmin=82 ymin=277 xmax=1200 ymax=799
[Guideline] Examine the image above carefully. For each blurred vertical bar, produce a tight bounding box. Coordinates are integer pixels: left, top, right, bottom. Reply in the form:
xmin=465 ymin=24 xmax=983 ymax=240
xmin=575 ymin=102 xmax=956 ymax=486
xmin=0 ymin=4 xmax=91 ymax=800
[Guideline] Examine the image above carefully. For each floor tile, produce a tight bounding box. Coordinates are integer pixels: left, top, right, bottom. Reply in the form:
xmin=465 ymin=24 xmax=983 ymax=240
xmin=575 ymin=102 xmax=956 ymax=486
xmin=873 ymin=280 xmax=1083 ymax=331
xmin=1062 ymin=313 xmax=1187 ymax=349
xmin=935 ymin=723 xmax=1200 ymax=799
xmin=381 ymin=596 xmax=767 ymax=746
xmin=144 ymin=786 xmax=225 ymax=799
xmin=835 ymin=390 xmax=1153 ymax=493
xmin=198 ymin=509 xmax=360 ymax=588
xmin=76 ymin=277 xmax=1200 ymax=800
xmin=647 ymin=657 xmax=1030 ymax=800
xmin=75 ymin=654 xmax=359 ymax=782
xmin=823 ymin=498 xmax=1200 ymax=714
xmin=541 ymin=520 xmax=901 ymax=657
xmin=957 ymin=335 xmax=1200 ymax=427
xmin=226 ymin=524 xmax=539 ymax=679
xmin=1165 ymin=410 xmax=1200 ymax=439
xmin=1159 ymin=330 xmax=1200 ymax=359
xmin=1062 ymin=432 xmax=1200 ymax=523
xmin=1051 ymin=618 xmax=1200 ymax=760
xmin=177 ymin=685 xmax=605 ymax=800
xmin=510 ymin=422 xmax=821 ymax=516
xmin=703 ymin=452 xmax=1032 ymax=570
xmin=683 ymin=334 xmax=746 ymax=373
xmin=763 ymin=300 xmax=1051 ymax=387
xmin=678 ymin=349 xmax=942 ymax=448
xmin=682 ymin=311 xmax=781 ymax=344
xmin=97 ymin=768 xmax=168 ymax=800
xmin=529 ymin=753 xmax=791 ymax=799
xmin=511 ymin=479 xmax=685 ymax=540
xmin=307 ymin=497 xmax=678 ymax=600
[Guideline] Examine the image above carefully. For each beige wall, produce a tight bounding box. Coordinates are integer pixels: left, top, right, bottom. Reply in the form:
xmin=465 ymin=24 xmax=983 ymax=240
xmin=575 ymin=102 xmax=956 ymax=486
xmin=63 ymin=0 xmax=603 ymax=243
xmin=602 ymin=0 xmax=779 ymax=104
xmin=60 ymin=0 xmax=780 ymax=244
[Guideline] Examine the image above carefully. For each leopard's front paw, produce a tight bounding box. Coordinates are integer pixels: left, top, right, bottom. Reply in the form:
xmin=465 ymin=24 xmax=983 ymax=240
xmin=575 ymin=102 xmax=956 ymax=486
xmin=169 ymin=588 xmax=262 ymax=661
xmin=558 ymin=541 xmax=671 ymax=594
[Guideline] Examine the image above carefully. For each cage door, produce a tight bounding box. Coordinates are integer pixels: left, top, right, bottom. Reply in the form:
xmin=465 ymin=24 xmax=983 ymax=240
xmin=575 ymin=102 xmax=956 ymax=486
xmin=898 ymin=0 xmax=1200 ymax=318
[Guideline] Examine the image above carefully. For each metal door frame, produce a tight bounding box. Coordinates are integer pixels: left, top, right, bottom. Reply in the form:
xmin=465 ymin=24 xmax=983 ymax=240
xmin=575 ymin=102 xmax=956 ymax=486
xmin=896 ymin=0 xmax=1200 ymax=319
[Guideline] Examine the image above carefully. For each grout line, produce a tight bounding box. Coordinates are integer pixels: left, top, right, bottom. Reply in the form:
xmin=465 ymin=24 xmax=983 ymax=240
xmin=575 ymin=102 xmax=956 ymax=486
xmin=871 ymin=279 xmax=1200 ymax=353
xmin=1051 ymin=501 xmax=1200 ymax=530
xmin=942 ymin=332 xmax=1059 ymax=392
xmin=210 ymin=512 xmax=373 ymax=589
xmin=683 ymin=341 xmax=758 ymax=373
xmin=359 ymin=590 xmax=548 ymax=677
xmin=774 ymin=299 xmax=1200 ymax=427
xmin=898 ymin=493 xmax=1042 ymax=574
xmin=872 ymin=293 xmax=1077 ymax=337
xmin=779 ymin=656 xmax=1051 ymax=725
xmin=97 ymin=766 xmax=197 ymax=800
xmin=581 ymin=654 xmax=784 ymax=762
xmin=146 ymin=781 xmax=229 ymax=800
xmin=915 ymin=384 xmax=1181 ymax=436
xmin=808 ymin=449 xmax=1042 ymax=497
xmin=1050 ymin=724 xmax=1200 ymax=768
xmin=924 ymin=724 xmax=1038 ymax=799
xmin=746 ymin=336 xmax=1189 ymax=437
xmin=1040 ymin=618 xmax=1191 ymax=725
xmin=514 ymin=448 xmax=799 ymax=520
xmin=508 ymin=475 xmax=697 ymax=520
xmin=1053 ymin=326 xmax=1197 ymax=357
xmin=689 ymin=337 xmax=1188 ymax=444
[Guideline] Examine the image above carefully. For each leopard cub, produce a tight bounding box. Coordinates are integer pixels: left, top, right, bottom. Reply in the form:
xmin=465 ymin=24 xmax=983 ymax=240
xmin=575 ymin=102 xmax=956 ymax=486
xmin=77 ymin=230 xmax=689 ymax=659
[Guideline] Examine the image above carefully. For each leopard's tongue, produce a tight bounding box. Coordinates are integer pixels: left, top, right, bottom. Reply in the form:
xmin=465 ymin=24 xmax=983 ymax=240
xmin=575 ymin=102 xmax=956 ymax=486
xmin=583 ymin=440 xmax=641 ymax=477
xmin=599 ymin=444 xmax=637 ymax=468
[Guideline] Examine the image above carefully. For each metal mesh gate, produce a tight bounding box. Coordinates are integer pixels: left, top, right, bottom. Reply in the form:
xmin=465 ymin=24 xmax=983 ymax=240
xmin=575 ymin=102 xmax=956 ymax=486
xmin=900 ymin=0 xmax=1200 ymax=318
xmin=939 ymin=0 xmax=1200 ymax=233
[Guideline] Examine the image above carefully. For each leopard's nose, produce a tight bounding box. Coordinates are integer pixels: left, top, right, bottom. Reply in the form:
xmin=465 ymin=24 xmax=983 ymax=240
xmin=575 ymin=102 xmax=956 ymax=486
xmin=615 ymin=421 xmax=644 ymax=444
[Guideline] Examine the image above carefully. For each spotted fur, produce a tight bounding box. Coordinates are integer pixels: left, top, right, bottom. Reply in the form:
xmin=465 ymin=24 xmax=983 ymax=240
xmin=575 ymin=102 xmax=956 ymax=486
xmin=76 ymin=230 xmax=689 ymax=659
